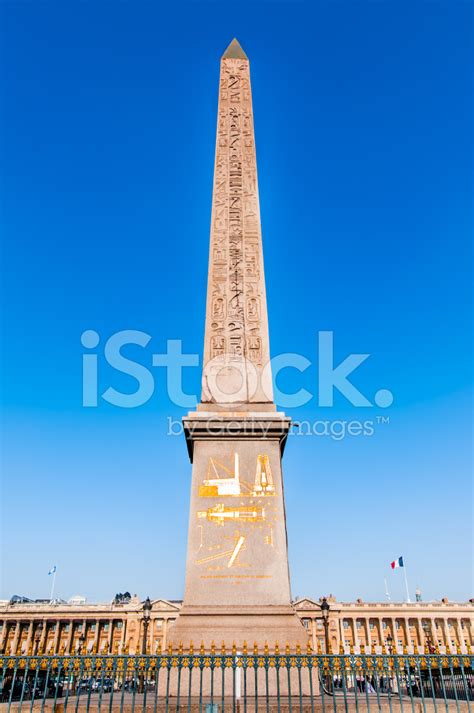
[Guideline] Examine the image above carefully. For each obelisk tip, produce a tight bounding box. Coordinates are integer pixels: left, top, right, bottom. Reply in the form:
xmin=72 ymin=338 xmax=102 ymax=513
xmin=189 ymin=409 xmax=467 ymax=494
xmin=222 ymin=38 xmax=248 ymax=60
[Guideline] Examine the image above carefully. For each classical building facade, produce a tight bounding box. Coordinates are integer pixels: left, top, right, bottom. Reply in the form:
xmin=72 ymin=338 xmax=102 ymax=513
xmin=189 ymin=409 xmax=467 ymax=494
xmin=0 ymin=597 xmax=472 ymax=656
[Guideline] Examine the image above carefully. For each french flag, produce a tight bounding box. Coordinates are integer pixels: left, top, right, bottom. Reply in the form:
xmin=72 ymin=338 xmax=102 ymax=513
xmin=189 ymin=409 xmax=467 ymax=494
xmin=391 ymin=556 xmax=404 ymax=569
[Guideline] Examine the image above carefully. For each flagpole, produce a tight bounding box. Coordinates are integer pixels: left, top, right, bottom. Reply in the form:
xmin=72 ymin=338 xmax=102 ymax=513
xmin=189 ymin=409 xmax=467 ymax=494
xmin=384 ymin=577 xmax=391 ymax=602
xmin=50 ymin=570 xmax=57 ymax=603
xmin=403 ymin=562 xmax=411 ymax=603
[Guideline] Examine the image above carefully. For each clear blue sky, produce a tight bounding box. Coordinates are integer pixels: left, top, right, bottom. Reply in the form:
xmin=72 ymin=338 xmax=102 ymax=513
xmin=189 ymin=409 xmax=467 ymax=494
xmin=1 ymin=0 xmax=472 ymax=604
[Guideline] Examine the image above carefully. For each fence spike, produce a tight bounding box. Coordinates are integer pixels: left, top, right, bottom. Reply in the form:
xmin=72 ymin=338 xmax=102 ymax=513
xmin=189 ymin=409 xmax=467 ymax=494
xmin=275 ymin=641 xmax=280 ymax=655
xmin=232 ymin=641 xmax=237 ymax=655
xmin=221 ymin=641 xmax=226 ymax=655
xmin=189 ymin=641 xmax=194 ymax=655
xmin=200 ymin=641 xmax=205 ymax=655
xmin=168 ymin=641 xmax=173 ymax=654
xmin=306 ymin=639 xmax=312 ymax=654
xmin=211 ymin=640 xmax=216 ymax=655
xmin=285 ymin=642 xmax=290 ymax=655
xmin=253 ymin=641 xmax=258 ymax=655
xmin=243 ymin=640 xmax=248 ymax=655
xmin=264 ymin=641 xmax=269 ymax=655
xmin=179 ymin=641 xmax=183 ymax=654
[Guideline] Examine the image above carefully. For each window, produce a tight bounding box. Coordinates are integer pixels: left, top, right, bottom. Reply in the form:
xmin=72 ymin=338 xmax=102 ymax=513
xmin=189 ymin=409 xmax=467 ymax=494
xmin=302 ymin=619 xmax=310 ymax=631
xmin=396 ymin=621 xmax=401 ymax=630
xmin=356 ymin=621 xmax=362 ymax=629
xmin=369 ymin=623 xmax=375 ymax=630
xmin=117 ymin=622 xmax=123 ymax=630
xmin=343 ymin=621 xmax=349 ymax=630
xmin=103 ymin=624 xmax=109 ymax=632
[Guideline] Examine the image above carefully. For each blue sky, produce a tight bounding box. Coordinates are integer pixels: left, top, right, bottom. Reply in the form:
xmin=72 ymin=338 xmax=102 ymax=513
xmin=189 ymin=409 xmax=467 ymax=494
xmin=1 ymin=0 xmax=472 ymax=604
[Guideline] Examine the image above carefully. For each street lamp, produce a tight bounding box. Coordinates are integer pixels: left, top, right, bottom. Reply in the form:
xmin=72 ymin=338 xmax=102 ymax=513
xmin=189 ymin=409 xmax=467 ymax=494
xmin=78 ymin=633 xmax=85 ymax=655
xmin=386 ymin=634 xmax=393 ymax=654
xmin=321 ymin=597 xmax=330 ymax=653
xmin=138 ymin=598 xmax=152 ymax=695
xmin=142 ymin=597 xmax=152 ymax=655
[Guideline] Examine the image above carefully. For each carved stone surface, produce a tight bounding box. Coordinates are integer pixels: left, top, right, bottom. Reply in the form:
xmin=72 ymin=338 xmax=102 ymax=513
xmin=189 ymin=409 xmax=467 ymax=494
xmin=201 ymin=40 xmax=273 ymax=405
xmin=170 ymin=40 xmax=306 ymax=650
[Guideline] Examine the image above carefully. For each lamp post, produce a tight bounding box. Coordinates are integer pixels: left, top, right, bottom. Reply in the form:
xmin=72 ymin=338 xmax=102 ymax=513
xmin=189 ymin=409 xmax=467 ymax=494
xmin=142 ymin=597 xmax=152 ymax=655
xmin=138 ymin=598 xmax=152 ymax=694
xmin=78 ymin=633 xmax=85 ymax=655
xmin=321 ymin=597 xmax=330 ymax=653
xmin=386 ymin=634 xmax=393 ymax=654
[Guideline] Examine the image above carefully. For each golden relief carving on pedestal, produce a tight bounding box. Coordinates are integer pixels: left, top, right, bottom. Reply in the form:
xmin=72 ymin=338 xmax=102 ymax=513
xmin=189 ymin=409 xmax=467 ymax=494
xmin=198 ymin=453 xmax=275 ymax=498
xmin=194 ymin=453 xmax=277 ymax=579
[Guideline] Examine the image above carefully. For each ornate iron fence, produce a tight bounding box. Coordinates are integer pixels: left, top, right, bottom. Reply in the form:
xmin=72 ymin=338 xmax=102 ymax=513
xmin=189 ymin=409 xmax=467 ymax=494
xmin=0 ymin=652 xmax=472 ymax=713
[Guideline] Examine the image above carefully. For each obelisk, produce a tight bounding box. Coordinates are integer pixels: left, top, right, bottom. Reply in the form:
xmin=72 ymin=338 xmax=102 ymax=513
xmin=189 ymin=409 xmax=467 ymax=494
xmin=170 ymin=39 xmax=306 ymax=650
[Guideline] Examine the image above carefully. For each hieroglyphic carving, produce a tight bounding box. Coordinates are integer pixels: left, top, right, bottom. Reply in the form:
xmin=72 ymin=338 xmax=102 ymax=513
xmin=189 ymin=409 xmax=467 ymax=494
xmin=202 ymin=48 xmax=273 ymax=402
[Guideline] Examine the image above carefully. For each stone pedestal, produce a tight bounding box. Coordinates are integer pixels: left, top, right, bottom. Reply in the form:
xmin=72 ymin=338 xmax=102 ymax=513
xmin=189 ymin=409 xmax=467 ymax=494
xmin=169 ymin=605 xmax=307 ymax=651
xmin=170 ymin=413 xmax=306 ymax=650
